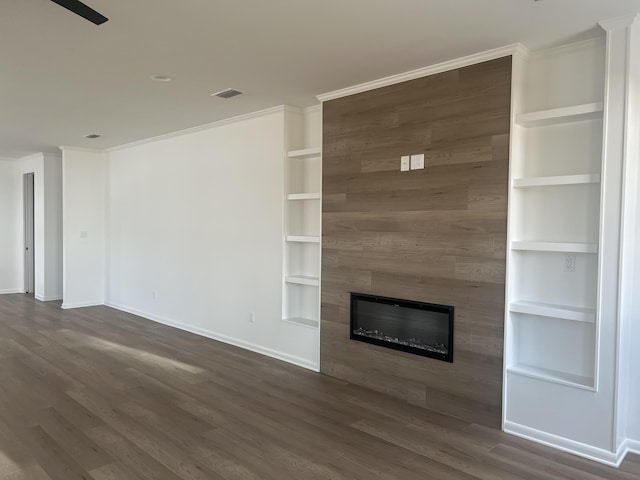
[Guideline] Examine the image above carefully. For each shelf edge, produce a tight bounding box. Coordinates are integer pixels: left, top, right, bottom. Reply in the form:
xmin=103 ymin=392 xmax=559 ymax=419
xmin=286 ymin=235 xmax=321 ymax=243
xmin=507 ymin=365 xmax=595 ymax=391
xmin=515 ymin=102 xmax=604 ymax=127
xmin=513 ymin=174 xmax=601 ymax=188
xmin=282 ymin=317 xmax=320 ymax=329
xmin=511 ymin=241 xmax=598 ymax=254
xmin=509 ymin=301 xmax=596 ymax=323
xmin=285 ymin=275 xmax=320 ymax=287
xmin=287 ymin=193 xmax=322 ymax=200
xmin=287 ymin=147 xmax=321 ymax=158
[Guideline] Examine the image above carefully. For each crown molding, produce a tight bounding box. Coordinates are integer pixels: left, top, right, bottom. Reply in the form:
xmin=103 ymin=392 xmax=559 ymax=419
xmin=599 ymin=13 xmax=640 ymax=32
xmin=17 ymin=152 xmax=45 ymax=162
xmin=316 ymin=43 xmax=526 ymax=103
xmin=303 ymin=104 xmax=321 ymax=114
xmin=530 ymin=36 xmax=605 ymax=59
xmin=282 ymin=105 xmax=304 ymax=114
xmin=59 ymin=145 xmax=107 ymax=155
xmin=108 ymin=105 xmax=293 ymax=153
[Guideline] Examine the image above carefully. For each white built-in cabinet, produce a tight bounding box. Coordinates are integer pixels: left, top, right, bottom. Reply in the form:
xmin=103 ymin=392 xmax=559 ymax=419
xmin=504 ymin=15 xmax=640 ymax=465
xmin=282 ymin=121 xmax=322 ymax=330
xmin=506 ymin=38 xmax=606 ymax=387
xmin=507 ymin=82 xmax=604 ymax=389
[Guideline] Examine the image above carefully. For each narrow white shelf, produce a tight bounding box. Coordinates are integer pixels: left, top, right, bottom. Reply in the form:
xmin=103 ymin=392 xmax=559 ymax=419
xmin=286 ymin=235 xmax=320 ymax=243
xmin=515 ymin=102 xmax=603 ymax=127
xmin=513 ymin=174 xmax=601 ymax=188
xmin=511 ymin=241 xmax=598 ymax=254
xmin=287 ymin=193 xmax=321 ymax=201
xmin=507 ymin=364 xmax=594 ymax=390
xmin=283 ymin=317 xmax=319 ymax=329
xmin=287 ymin=147 xmax=321 ymax=158
xmin=285 ymin=275 xmax=320 ymax=287
xmin=510 ymin=301 xmax=596 ymax=323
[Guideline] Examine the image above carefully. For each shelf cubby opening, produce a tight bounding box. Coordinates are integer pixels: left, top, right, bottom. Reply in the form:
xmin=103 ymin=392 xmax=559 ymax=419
xmin=509 ymin=313 xmax=596 ymax=389
xmin=283 ymin=283 xmax=319 ymax=329
xmin=510 ymin=250 xmax=598 ymax=309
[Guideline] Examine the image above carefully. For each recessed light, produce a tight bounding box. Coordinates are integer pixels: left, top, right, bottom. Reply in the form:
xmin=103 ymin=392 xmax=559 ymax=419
xmin=85 ymin=134 xmax=101 ymax=139
xmin=151 ymin=75 xmax=172 ymax=82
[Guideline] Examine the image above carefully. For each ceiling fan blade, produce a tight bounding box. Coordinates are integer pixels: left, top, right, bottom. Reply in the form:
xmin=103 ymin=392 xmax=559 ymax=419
xmin=49 ymin=0 xmax=108 ymax=25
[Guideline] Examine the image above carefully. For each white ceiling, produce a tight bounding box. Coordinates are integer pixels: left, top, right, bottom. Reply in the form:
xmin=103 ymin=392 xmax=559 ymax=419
xmin=1 ymin=0 xmax=639 ymax=158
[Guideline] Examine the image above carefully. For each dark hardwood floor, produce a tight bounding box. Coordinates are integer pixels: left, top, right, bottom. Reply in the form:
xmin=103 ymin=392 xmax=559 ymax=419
xmin=0 ymin=294 xmax=637 ymax=480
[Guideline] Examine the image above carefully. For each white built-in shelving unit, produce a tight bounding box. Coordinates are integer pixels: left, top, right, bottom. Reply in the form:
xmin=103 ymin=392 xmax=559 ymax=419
xmin=500 ymin=31 xmax=633 ymax=460
xmin=505 ymin=41 xmax=605 ymax=392
xmin=503 ymin=16 xmax=640 ymax=464
xmin=282 ymin=146 xmax=322 ymax=329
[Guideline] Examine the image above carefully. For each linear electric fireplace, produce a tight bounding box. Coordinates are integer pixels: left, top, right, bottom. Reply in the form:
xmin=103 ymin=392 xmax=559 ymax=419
xmin=350 ymin=293 xmax=454 ymax=362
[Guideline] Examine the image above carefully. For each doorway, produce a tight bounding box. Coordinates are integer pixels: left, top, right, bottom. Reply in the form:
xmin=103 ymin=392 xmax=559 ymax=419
xmin=23 ymin=173 xmax=34 ymax=294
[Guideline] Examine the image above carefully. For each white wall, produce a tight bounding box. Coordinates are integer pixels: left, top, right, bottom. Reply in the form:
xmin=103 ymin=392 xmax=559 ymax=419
xmin=629 ymin=194 xmax=640 ymax=446
xmin=597 ymin=15 xmax=640 ymax=454
xmin=42 ymin=155 xmax=63 ymax=300
xmin=629 ymin=177 xmax=640 ymax=445
xmin=630 ymin=116 xmax=640 ymax=444
xmin=62 ymin=148 xmax=107 ymax=308
xmin=0 ymin=159 xmax=21 ymax=294
xmin=303 ymin=105 xmax=322 ymax=147
xmin=106 ymin=108 xmax=317 ymax=369
xmin=625 ymin=19 xmax=640 ymax=447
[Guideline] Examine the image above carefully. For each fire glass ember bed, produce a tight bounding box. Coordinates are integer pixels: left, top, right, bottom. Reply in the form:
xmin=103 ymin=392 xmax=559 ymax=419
xmin=350 ymin=292 xmax=454 ymax=362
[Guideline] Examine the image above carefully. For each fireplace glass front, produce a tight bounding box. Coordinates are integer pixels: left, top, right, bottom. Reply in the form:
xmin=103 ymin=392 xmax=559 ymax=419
xmin=350 ymin=292 xmax=454 ymax=362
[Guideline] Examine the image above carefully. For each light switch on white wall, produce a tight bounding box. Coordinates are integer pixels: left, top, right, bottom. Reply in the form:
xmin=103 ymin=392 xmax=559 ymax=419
xmin=400 ymin=155 xmax=410 ymax=172
xmin=80 ymin=231 xmax=88 ymax=239
xmin=410 ymin=154 xmax=425 ymax=170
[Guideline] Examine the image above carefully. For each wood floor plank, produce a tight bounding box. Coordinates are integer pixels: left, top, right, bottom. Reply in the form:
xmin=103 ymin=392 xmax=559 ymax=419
xmin=3 ymin=464 xmax=53 ymax=480
xmin=23 ymin=425 xmax=96 ymax=480
xmin=33 ymin=407 xmax=113 ymax=472
xmin=85 ymin=425 xmax=185 ymax=480
xmin=0 ymin=294 xmax=637 ymax=480
xmin=89 ymin=462 xmax=146 ymax=480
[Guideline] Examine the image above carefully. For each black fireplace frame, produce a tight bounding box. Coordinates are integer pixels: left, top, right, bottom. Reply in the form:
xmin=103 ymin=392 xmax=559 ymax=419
xmin=350 ymin=292 xmax=454 ymax=362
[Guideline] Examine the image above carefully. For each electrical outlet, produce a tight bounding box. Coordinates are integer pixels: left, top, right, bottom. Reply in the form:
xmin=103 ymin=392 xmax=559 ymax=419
xmin=249 ymin=312 xmax=256 ymax=323
xmin=564 ymin=255 xmax=576 ymax=273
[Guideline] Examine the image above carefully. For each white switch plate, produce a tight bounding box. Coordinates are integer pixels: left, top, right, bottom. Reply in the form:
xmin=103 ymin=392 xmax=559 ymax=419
xmin=410 ymin=154 xmax=425 ymax=170
xmin=80 ymin=231 xmax=88 ymax=239
xmin=400 ymin=155 xmax=410 ymax=172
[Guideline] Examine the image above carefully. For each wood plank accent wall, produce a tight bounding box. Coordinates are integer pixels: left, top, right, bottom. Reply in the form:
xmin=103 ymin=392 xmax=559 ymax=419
xmin=320 ymin=57 xmax=512 ymax=428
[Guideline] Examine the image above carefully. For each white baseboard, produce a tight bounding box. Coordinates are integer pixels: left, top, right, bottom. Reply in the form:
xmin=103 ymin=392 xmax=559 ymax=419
xmin=0 ymin=289 xmax=22 ymax=295
xmin=35 ymin=295 xmax=63 ymax=302
xmin=105 ymin=301 xmax=320 ymax=372
xmin=61 ymin=301 xmax=104 ymax=309
xmin=627 ymin=438 xmax=640 ymax=455
xmin=504 ymin=421 xmax=624 ymax=467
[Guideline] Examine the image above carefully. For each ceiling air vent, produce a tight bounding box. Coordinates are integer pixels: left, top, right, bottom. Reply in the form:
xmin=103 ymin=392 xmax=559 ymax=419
xmin=211 ymin=89 xmax=243 ymax=99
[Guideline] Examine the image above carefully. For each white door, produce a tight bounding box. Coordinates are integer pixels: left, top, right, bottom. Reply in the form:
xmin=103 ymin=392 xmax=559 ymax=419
xmin=23 ymin=173 xmax=34 ymax=294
